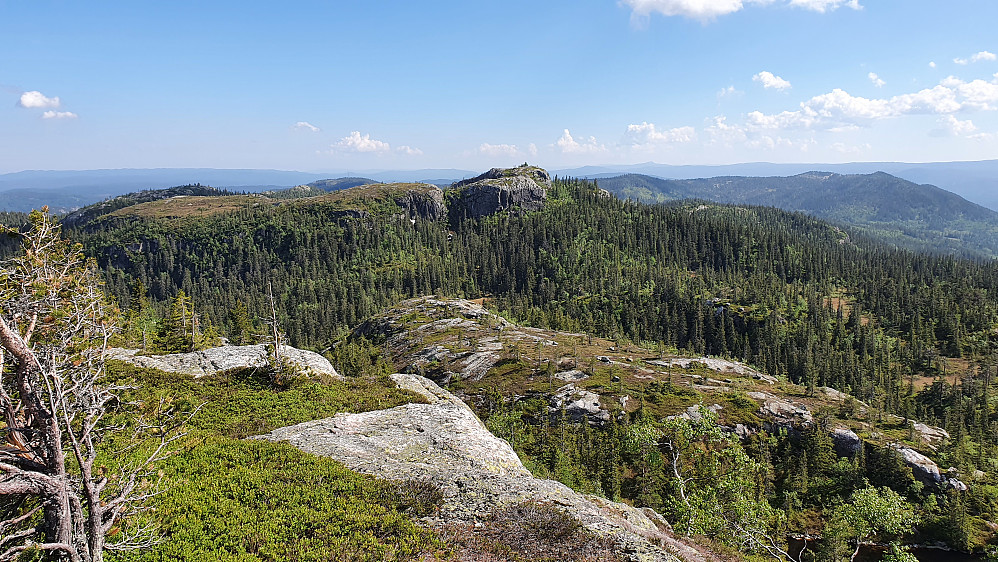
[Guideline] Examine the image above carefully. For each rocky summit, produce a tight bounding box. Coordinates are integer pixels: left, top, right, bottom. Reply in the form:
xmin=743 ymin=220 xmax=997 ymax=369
xmin=451 ymin=164 xmax=551 ymax=218
xmin=256 ymin=373 xmax=712 ymax=562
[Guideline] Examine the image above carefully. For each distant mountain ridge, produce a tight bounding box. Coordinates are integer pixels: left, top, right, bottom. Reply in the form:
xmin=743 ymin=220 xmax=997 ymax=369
xmin=598 ymin=171 xmax=998 ymax=258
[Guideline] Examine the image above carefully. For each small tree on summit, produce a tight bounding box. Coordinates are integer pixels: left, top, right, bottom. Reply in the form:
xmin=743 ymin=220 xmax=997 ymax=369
xmin=0 ymin=209 xmax=184 ymax=562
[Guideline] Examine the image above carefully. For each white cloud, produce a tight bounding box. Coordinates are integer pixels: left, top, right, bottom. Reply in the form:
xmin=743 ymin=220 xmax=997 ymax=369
xmin=788 ymin=0 xmax=860 ymax=13
xmin=753 ymin=71 xmax=792 ymax=90
xmin=622 ymin=0 xmax=745 ymax=23
xmin=717 ymin=85 xmax=741 ymax=98
xmin=831 ymin=142 xmax=872 ymax=154
xmin=705 ymin=115 xmax=748 ymax=145
xmin=868 ymin=72 xmax=885 ymax=87
xmin=624 ymin=122 xmax=697 ymax=146
xmin=41 ymin=110 xmax=77 ymax=120
xmin=528 ymin=143 xmax=538 ymax=157
xmin=334 ymin=131 xmax=391 ymax=153
xmin=746 ymin=74 xmax=998 ymax=132
xmin=929 ymin=61 xmax=937 ymax=68
xmin=294 ymin=121 xmax=320 ymax=132
xmin=556 ymin=129 xmax=606 ymax=153
xmin=932 ymin=115 xmax=977 ymax=137
xmin=954 ymin=51 xmax=997 ymax=65
xmin=18 ymin=91 xmax=61 ymax=109
xmin=396 ymin=145 xmax=423 ymax=156
xmin=622 ymin=0 xmax=860 ymax=22
xmin=478 ymin=143 xmax=521 ymax=157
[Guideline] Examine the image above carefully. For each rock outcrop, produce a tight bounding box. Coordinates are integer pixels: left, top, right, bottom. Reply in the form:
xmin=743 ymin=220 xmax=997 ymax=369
xmin=394 ymin=185 xmax=446 ymax=221
xmin=108 ymin=344 xmax=340 ymax=378
xmin=256 ymin=374 xmax=695 ymax=562
xmin=551 ymin=383 xmax=611 ymax=423
xmin=451 ymin=165 xmax=551 ymax=218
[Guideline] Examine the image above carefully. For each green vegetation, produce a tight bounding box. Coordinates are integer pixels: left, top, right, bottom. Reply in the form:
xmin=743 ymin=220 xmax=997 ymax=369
xmin=105 ymin=362 xmax=442 ymax=562
xmin=6 ymin=172 xmax=998 ymax=558
xmin=598 ymin=172 xmax=998 ymax=258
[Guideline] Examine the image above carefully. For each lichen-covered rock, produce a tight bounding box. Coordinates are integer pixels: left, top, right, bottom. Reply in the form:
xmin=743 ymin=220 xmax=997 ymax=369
xmin=551 ymin=383 xmax=610 ymax=423
xmin=891 ymin=445 xmax=942 ymax=483
xmin=451 ymin=165 xmax=551 ymax=218
xmin=108 ymin=344 xmax=340 ymax=378
xmin=256 ymin=374 xmax=686 ymax=561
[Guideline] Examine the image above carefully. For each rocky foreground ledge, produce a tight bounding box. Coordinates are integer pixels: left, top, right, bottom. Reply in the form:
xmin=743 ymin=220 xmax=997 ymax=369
xmin=255 ymin=373 xmax=713 ymax=562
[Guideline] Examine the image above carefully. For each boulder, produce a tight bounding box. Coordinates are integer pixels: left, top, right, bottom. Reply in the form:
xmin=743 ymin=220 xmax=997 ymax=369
xmin=891 ymin=445 xmax=943 ymax=484
xmin=256 ymin=374 xmax=685 ymax=561
xmin=550 ymin=384 xmax=611 ymax=423
xmin=108 ymin=344 xmax=340 ymax=378
xmin=831 ymin=428 xmax=862 ymax=457
xmin=452 ymin=165 xmax=550 ymax=218
xmin=911 ymin=422 xmax=950 ymax=445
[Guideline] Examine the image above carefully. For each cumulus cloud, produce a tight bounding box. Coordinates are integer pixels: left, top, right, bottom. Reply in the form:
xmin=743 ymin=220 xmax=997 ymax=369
xmin=396 ymin=145 xmax=423 ymax=156
xmin=868 ymin=72 xmax=885 ymax=87
xmin=753 ymin=71 xmax=792 ymax=90
xmin=41 ymin=110 xmax=77 ymax=120
xmin=624 ymin=122 xmax=697 ymax=146
xmin=528 ymin=143 xmax=538 ymax=157
xmin=478 ymin=143 xmax=521 ymax=157
xmin=931 ymin=115 xmax=977 ymax=137
xmin=745 ymin=74 xmax=998 ymax=132
xmin=18 ymin=91 xmax=61 ymax=109
xmin=621 ymin=0 xmax=860 ymax=22
xmin=929 ymin=61 xmax=937 ymax=68
xmin=954 ymin=51 xmax=997 ymax=65
xmin=294 ymin=121 xmax=320 ymax=132
xmin=556 ymin=129 xmax=606 ymax=153
xmin=334 ymin=131 xmax=392 ymax=153
xmin=787 ymin=0 xmax=860 ymax=12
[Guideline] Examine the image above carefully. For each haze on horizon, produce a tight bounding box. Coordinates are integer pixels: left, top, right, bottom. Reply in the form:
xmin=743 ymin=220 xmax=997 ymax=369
xmin=2 ymin=0 xmax=997 ymax=174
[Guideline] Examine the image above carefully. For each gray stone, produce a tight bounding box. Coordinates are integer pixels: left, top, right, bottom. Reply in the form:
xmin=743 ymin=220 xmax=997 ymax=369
xmin=393 ymin=186 xmax=446 ymax=221
xmin=911 ymin=422 xmax=950 ymax=445
xmin=255 ymin=374 xmax=682 ymax=561
xmin=554 ymin=369 xmax=589 ymax=382
xmin=832 ymin=427 xmax=862 ymax=456
xmin=452 ymin=166 xmax=550 ymax=218
xmin=108 ymin=344 xmax=340 ymax=378
xmin=551 ymin=384 xmax=610 ymax=423
xmin=890 ymin=445 xmax=943 ymax=483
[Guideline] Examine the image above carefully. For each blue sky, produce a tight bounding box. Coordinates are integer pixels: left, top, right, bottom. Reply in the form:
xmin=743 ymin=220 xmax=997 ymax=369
xmin=2 ymin=0 xmax=997 ymax=173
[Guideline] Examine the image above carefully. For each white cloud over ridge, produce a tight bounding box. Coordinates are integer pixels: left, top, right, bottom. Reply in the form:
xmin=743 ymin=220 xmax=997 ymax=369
xmin=868 ymin=72 xmax=885 ymax=87
xmin=396 ymin=145 xmax=423 ymax=156
xmin=624 ymin=122 xmax=697 ymax=146
xmin=621 ymin=0 xmax=860 ymax=22
xmin=954 ymin=51 xmax=997 ymax=65
xmin=42 ymin=110 xmax=77 ymax=120
xmin=18 ymin=91 xmax=60 ymax=109
xmin=294 ymin=121 xmax=320 ymax=132
xmin=556 ymin=129 xmax=606 ymax=153
xmin=335 ymin=131 xmax=392 ymax=153
xmin=745 ymin=74 xmax=998 ymax=132
xmin=478 ymin=143 xmax=521 ymax=157
xmin=753 ymin=71 xmax=792 ymax=90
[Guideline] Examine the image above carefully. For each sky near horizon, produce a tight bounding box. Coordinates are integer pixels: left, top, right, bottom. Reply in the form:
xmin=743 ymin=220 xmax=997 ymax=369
xmin=1 ymin=1 xmax=997 ymax=173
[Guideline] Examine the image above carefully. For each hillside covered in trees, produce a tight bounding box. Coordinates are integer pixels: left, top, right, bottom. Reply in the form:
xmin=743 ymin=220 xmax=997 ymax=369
xmin=5 ymin=165 xmax=998 ymax=558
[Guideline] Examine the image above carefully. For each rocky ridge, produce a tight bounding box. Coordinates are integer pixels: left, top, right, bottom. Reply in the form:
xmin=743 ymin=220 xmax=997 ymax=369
xmin=255 ymin=373 xmax=709 ymax=562
xmin=108 ymin=344 xmax=341 ymax=378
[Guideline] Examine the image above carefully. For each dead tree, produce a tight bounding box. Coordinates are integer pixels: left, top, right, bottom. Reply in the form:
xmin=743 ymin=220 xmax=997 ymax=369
xmin=0 ymin=209 xmax=185 ymax=562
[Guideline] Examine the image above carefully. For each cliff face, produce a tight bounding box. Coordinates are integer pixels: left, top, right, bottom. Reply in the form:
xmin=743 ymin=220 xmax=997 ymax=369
xmin=255 ymin=374 xmax=708 ymax=562
xmin=393 ymin=185 xmax=446 ymax=221
xmin=451 ymin=165 xmax=551 ymax=218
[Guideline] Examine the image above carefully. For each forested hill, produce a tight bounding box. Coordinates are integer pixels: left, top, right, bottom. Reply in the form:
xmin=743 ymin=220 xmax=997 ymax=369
xmin=17 ymin=167 xmax=998 ymax=553
xmin=598 ymin=171 xmax=998 ymax=258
